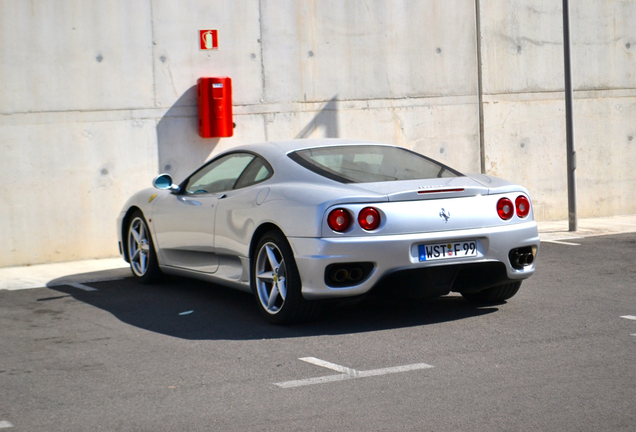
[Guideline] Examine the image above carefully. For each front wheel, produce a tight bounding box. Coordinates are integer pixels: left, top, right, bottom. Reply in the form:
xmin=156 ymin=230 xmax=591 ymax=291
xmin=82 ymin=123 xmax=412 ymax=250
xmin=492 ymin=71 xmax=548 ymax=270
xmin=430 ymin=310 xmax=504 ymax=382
xmin=461 ymin=281 xmax=521 ymax=303
xmin=252 ymin=231 xmax=319 ymax=324
xmin=126 ymin=210 xmax=162 ymax=283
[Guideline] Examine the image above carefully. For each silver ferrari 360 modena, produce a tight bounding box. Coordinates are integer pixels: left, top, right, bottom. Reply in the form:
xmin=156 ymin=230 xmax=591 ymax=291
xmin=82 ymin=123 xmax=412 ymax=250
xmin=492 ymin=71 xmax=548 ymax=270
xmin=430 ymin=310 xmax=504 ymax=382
xmin=117 ymin=139 xmax=539 ymax=324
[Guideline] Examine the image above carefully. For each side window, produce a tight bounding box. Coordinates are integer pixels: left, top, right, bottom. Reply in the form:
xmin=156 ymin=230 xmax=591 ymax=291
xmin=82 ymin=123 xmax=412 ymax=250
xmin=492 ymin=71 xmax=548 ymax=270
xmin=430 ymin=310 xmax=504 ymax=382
xmin=185 ymin=153 xmax=254 ymax=194
xmin=234 ymin=157 xmax=273 ymax=189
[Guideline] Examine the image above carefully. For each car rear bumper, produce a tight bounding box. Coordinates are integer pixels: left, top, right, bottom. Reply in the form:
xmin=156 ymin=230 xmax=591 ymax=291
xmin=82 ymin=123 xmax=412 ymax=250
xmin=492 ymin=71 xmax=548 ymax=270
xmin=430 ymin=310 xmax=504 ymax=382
xmin=289 ymin=221 xmax=539 ymax=300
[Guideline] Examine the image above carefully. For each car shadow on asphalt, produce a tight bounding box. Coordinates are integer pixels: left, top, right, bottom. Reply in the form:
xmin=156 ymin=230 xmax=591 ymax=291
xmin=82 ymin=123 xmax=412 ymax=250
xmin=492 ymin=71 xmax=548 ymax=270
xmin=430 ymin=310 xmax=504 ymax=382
xmin=45 ymin=273 xmax=500 ymax=341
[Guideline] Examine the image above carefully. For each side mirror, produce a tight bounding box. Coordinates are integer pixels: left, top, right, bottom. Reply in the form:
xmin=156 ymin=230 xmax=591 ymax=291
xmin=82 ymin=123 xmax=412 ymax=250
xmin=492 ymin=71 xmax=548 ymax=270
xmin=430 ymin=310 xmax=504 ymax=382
xmin=153 ymin=173 xmax=180 ymax=192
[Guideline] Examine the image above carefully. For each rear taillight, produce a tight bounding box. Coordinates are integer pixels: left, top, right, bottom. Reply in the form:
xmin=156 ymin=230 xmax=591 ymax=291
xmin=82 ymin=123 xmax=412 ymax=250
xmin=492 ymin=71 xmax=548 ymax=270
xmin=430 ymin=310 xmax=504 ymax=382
xmin=358 ymin=207 xmax=381 ymax=231
xmin=515 ymin=195 xmax=530 ymax=218
xmin=497 ymin=198 xmax=514 ymax=220
xmin=328 ymin=209 xmax=350 ymax=232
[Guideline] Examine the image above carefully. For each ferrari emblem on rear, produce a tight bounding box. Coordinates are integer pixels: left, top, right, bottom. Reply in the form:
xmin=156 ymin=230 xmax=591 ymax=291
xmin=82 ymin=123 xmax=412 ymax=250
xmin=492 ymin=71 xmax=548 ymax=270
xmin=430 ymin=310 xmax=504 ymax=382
xmin=439 ymin=208 xmax=450 ymax=223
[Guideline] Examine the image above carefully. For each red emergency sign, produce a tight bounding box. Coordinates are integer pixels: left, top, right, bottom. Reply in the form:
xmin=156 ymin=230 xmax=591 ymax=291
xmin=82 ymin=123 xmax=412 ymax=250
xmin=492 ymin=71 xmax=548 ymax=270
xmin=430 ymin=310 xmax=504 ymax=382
xmin=199 ymin=30 xmax=218 ymax=50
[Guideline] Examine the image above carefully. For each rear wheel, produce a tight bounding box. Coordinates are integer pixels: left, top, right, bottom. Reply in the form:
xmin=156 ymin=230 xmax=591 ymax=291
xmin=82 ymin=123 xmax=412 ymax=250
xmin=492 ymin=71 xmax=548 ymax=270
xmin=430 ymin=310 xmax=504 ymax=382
xmin=126 ymin=210 xmax=162 ymax=283
xmin=461 ymin=281 xmax=521 ymax=303
xmin=252 ymin=230 xmax=319 ymax=324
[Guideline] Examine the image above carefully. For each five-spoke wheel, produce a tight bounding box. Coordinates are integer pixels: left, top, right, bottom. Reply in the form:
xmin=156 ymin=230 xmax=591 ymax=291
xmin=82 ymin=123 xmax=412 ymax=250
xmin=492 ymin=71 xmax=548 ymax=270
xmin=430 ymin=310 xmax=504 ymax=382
xmin=255 ymin=242 xmax=288 ymax=314
xmin=126 ymin=210 xmax=161 ymax=283
xmin=252 ymin=230 xmax=319 ymax=324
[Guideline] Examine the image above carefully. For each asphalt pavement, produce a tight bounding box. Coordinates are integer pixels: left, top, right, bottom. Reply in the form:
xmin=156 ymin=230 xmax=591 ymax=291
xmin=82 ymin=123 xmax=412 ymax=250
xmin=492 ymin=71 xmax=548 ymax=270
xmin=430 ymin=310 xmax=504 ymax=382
xmin=0 ymin=215 xmax=635 ymax=431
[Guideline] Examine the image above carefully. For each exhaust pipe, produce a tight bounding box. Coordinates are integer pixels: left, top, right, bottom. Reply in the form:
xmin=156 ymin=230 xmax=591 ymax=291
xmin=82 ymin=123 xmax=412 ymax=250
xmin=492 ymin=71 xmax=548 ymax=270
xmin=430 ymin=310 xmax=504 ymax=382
xmin=518 ymin=253 xmax=528 ymax=266
xmin=349 ymin=267 xmax=363 ymax=282
xmin=325 ymin=262 xmax=373 ymax=287
xmin=524 ymin=253 xmax=534 ymax=265
xmin=330 ymin=267 xmax=365 ymax=283
xmin=333 ymin=268 xmax=349 ymax=283
xmin=509 ymin=247 xmax=535 ymax=270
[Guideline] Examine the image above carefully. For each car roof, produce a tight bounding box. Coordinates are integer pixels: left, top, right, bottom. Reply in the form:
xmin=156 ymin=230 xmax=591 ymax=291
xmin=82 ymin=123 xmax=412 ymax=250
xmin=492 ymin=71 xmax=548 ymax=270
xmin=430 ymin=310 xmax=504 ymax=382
xmin=203 ymin=139 xmax=399 ymax=188
xmin=225 ymin=138 xmax=391 ymax=161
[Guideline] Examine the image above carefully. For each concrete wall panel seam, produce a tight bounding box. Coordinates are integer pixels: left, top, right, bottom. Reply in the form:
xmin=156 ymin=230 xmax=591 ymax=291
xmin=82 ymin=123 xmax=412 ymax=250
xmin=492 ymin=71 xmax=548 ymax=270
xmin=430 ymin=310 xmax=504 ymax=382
xmin=150 ymin=0 xmax=158 ymax=108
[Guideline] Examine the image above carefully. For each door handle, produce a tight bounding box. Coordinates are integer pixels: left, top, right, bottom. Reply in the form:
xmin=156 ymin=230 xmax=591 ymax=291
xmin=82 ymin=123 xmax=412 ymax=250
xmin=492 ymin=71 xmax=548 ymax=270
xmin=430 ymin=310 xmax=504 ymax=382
xmin=178 ymin=197 xmax=202 ymax=206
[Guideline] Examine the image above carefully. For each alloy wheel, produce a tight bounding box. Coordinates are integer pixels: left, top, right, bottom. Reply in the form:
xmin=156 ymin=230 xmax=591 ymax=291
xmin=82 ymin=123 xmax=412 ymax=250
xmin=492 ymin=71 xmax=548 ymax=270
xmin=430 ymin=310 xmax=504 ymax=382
xmin=255 ymin=242 xmax=287 ymax=314
xmin=128 ymin=217 xmax=151 ymax=277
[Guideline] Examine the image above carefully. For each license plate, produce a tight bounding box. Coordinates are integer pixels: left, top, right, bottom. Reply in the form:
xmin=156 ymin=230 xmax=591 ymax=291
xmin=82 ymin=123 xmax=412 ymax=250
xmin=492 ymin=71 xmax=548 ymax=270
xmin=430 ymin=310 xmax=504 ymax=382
xmin=418 ymin=240 xmax=477 ymax=262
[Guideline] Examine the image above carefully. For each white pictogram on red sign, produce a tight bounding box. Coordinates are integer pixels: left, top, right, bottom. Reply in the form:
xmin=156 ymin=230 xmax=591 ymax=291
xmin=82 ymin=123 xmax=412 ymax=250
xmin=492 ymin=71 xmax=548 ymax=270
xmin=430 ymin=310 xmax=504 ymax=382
xmin=200 ymin=30 xmax=218 ymax=50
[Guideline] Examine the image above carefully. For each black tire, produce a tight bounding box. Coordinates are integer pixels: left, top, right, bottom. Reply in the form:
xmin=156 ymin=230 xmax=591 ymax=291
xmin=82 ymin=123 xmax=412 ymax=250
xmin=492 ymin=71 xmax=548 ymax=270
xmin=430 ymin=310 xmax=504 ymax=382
xmin=251 ymin=230 xmax=320 ymax=324
xmin=126 ymin=210 xmax=162 ymax=284
xmin=461 ymin=281 xmax=521 ymax=303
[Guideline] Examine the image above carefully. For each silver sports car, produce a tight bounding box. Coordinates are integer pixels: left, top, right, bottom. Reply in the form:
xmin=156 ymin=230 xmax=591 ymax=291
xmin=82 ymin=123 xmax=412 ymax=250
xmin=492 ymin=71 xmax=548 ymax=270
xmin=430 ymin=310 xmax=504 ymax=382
xmin=117 ymin=139 xmax=539 ymax=324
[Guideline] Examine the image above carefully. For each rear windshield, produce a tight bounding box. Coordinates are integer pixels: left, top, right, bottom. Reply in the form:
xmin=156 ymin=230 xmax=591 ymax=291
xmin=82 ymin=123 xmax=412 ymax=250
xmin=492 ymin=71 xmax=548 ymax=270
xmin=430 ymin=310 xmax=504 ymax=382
xmin=288 ymin=145 xmax=462 ymax=183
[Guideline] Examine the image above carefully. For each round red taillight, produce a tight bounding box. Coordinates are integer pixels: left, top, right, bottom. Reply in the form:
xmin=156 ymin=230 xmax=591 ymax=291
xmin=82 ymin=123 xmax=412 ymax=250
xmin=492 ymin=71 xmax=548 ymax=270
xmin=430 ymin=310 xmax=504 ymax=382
xmin=515 ymin=195 xmax=530 ymax=218
xmin=328 ymin=209 xmax=350 ymax=232
xmin=497 ymin=198 xmax=514 ymax=220
xmin=358 ymin=207 xmax=381 ymax=231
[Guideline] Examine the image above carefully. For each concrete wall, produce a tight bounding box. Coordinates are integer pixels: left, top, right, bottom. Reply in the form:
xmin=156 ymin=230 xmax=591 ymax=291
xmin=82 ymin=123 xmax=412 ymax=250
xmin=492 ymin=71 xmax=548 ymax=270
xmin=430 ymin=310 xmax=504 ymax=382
xmin=0 ymin=0 xmax=634 ymax=267
xmin=479 ymin=0 xmax=636 ymax=220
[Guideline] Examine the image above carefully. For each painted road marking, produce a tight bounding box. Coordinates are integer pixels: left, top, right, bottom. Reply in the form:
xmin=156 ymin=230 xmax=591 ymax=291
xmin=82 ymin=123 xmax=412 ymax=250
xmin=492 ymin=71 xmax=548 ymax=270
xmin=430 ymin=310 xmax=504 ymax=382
xmin=0 ymin=421 xmax=14 ymax=428
xmin=274 ymin=357 xmax=433 ymax=389
xmin=67 ymin=283 xmax=97 ymax=292
xmin=300 ymin=357 xmax=357 ymax=374
xmin=541 ymin=239 xmax=581 ymax=246
xmin=620 ymin=316 xmax=636 ymax=336
xmin=179 ymin=310 xmax=194 ymax=316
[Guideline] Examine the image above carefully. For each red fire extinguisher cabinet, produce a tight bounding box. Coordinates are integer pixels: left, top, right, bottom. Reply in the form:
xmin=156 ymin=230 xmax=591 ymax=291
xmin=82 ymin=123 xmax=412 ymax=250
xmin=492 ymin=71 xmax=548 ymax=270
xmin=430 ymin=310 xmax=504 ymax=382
xmin=198 ymin=77 xmax=233 ymax=138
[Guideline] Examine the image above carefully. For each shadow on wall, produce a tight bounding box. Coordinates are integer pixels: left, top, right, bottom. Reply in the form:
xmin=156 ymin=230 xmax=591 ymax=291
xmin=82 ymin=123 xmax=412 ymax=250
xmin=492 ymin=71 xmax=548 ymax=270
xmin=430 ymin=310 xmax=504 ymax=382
xmin=156 ymin=85 xmax=219 ymax=184
xmin=156 ymin=92 xmax=339 ymax=183
xmin=295 ymin=96 xmax=340 ymax=139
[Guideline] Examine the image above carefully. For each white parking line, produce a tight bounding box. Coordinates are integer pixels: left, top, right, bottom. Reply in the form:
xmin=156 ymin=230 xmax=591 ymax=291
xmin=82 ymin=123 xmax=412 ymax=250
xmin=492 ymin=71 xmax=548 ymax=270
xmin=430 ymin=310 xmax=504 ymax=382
xmin=620 ymin=315 xmax=636 ymax=321
xmin=274 ymin=357 xmax=433 ymax=389
xmin=300 ymin=357 xmax=357 ymax=374
xmin=541 ymin=239 xmax=581 ymax=246
xmin=0 ymin=421 xmax=14 ymax=429
xmin=67 ymin=283 xmax=97 ymax=292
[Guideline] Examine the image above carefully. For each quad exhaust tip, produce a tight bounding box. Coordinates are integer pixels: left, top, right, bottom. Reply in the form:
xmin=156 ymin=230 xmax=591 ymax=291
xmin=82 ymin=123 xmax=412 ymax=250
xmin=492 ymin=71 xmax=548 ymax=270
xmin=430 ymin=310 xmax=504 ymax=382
xmin=509 ymin=247 xmax=536 ymax=270
xmin=326 ymin=262 xmax=374 ymax=287
xmin=332 ymin=267 xmax=364 ymax=283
